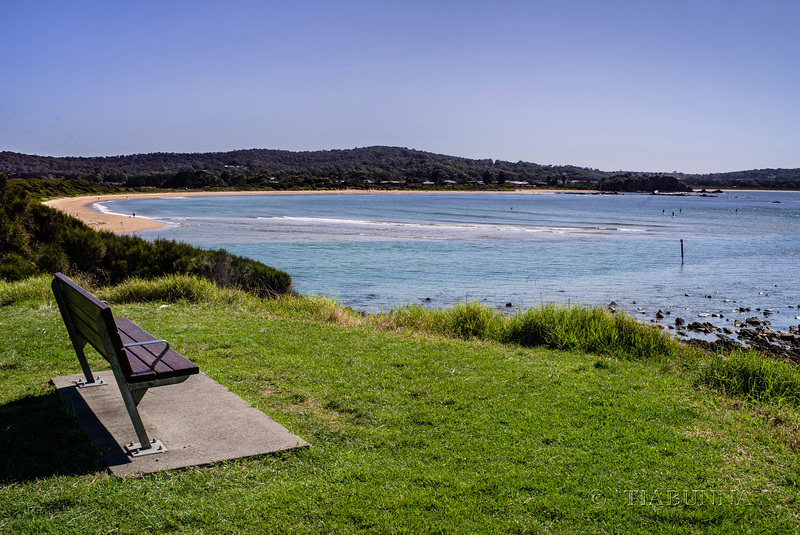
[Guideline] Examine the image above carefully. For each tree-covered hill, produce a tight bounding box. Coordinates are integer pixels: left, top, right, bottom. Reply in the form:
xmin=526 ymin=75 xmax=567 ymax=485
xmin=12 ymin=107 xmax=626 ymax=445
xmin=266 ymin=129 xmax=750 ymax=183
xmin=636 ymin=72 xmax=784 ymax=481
xmin=3 ymin=145 xmax=794 ymax=190
xmin=0 ymin=146 xmax=610 ymax=188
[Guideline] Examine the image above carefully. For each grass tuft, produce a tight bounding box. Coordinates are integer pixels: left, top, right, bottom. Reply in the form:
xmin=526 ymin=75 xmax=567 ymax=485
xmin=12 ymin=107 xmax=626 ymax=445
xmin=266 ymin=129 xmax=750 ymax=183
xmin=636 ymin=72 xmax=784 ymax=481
xmin=503 ymin=303 xmax=691 ymax=362
xmin=0 ymin=275 xmax=53 ymax=307
xmin=379 ymin=301 xmax=692 ymax=363
xmin=268 ymin=294 xmax=365 ymax=325
xmin=698 ymin=350 xmax=800 ymax=407
xmin=442 ymin=300 xmax=505 ymax=340
xmin=100 ymin=274 xmax=251 ymax=306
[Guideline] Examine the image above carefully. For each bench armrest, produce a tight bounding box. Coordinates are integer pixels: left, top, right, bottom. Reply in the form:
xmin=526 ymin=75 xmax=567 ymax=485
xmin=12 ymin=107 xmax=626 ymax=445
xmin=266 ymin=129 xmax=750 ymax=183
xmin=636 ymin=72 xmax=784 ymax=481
xmin=124 ymin=340 xmax=171 ymax=371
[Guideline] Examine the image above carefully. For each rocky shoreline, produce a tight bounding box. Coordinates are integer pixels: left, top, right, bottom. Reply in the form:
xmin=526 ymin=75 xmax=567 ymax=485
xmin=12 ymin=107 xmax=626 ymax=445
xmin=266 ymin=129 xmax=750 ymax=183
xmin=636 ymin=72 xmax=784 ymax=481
xmin=607 ymin=301 xmax=800 ymax=363
xmin=683 ymin=317 xmax=800 ymax=363
xmin=607 ymin=301 xmax=800 ymax=364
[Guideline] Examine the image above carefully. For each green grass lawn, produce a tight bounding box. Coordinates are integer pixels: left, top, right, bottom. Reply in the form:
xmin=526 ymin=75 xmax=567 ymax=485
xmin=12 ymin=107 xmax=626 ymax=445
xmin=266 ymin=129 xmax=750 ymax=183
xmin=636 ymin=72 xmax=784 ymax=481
xmin=2 ymin=277 xmax=800 ymax=533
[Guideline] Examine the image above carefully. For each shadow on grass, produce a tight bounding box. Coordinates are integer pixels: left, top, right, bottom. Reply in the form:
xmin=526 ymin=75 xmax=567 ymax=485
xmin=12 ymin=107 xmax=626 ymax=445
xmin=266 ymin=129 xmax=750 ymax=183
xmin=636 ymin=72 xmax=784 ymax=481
xmin=0 ymin=390 xmax=104 ymax=482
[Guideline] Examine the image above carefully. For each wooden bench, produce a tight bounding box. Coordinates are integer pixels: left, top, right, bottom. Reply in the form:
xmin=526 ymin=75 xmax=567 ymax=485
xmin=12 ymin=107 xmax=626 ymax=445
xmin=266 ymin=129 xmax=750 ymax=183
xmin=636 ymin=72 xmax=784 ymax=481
xmin=52 ymin=273 xmax=199 ymax=456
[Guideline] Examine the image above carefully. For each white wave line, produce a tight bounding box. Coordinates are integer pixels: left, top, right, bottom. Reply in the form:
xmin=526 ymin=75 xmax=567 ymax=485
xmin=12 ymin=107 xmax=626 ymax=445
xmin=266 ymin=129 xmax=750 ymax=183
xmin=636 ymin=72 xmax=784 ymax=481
xmin=255 ymin=216 xmax=647 ymax=234
xmin=93 ymin=202 xmax=157 ymax=221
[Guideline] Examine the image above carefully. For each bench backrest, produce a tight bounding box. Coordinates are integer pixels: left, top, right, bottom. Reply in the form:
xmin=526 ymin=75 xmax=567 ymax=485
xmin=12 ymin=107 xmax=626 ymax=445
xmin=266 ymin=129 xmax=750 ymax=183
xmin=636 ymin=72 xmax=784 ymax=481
xmin=51 ymin=273 xmax=136 ymax=379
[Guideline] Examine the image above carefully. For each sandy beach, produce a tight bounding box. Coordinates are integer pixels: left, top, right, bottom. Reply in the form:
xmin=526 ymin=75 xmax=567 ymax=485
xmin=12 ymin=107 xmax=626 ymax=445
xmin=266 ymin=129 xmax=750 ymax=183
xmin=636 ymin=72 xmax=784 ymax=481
xmin=43 ymin=188 xmax=586 ymax=234
xmin=44 ymin=194 xmax=167 ymax=233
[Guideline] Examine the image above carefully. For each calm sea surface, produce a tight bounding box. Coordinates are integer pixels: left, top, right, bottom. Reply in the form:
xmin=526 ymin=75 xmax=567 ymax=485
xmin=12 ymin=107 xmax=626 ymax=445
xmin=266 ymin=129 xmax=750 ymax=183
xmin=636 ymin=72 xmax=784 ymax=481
xmin=101 ymin=191 xmax=800 ymax=334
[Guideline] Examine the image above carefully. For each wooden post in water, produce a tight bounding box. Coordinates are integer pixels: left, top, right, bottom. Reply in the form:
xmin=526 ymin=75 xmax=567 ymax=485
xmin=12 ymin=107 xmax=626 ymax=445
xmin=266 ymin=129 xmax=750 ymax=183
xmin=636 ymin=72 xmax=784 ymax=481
xmin=680 ymin=239 xmax=684 ymax=263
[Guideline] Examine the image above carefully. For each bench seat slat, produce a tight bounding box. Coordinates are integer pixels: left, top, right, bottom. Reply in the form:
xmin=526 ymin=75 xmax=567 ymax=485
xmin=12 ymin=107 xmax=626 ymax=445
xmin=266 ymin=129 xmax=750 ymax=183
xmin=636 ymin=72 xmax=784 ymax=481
xmin=116 ymin=318 xmax=199 ymax=383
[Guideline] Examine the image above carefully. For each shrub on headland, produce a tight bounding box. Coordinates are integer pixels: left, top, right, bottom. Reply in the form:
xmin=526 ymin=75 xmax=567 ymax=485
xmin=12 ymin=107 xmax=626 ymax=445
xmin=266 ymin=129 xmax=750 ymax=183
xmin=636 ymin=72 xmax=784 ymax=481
xmin=0 ymin=173 xmax=291 ymax=296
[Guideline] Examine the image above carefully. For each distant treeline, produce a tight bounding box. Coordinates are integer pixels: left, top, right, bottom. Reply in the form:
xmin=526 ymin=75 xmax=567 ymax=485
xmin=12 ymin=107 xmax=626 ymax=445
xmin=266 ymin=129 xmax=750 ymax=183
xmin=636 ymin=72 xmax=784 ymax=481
xmin=0 ymin=146 xmax=615 ymax=188
xmin=681 ymin=168 xmax=800 ymax=190
xmin=4 ymin=146 xmax=794 ymax=190
xmin=0 ymin=173 xmax=291 ymax=296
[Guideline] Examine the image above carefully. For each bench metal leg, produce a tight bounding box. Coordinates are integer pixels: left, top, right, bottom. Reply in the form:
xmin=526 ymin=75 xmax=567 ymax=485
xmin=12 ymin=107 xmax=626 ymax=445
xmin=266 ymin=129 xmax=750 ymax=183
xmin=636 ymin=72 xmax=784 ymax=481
xmin=116 ymin=381 xmax=152 ymax=450
xmin=106 ymin=380 xmax=166 ymax=458
xmin=73 ymin=344 xmax=99 ymax=386
xmin=98 ymin=330 xmax=167 ymax=456
xmin=115 ymin=383 xmax=170 ymax=456
xmin=131 ymin=388 xmax=147 ymax=406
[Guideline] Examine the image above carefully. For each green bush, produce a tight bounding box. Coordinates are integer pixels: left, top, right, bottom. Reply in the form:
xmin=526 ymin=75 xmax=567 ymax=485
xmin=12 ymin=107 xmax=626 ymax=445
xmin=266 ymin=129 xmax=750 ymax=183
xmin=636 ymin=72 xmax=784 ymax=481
xmin=11 ymin=177 xmax=124 ymax=200
xmin=0 ymin=253 xmax=36 ymax=282
xmin=34 ymin=243 xmax=70 ymax=275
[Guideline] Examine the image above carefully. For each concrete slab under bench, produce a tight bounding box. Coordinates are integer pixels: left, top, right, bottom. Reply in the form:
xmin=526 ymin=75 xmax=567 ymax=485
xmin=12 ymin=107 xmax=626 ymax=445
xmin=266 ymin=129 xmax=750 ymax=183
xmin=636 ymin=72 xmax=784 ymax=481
xmin=52 ymin=371 xmax=309 ymax=477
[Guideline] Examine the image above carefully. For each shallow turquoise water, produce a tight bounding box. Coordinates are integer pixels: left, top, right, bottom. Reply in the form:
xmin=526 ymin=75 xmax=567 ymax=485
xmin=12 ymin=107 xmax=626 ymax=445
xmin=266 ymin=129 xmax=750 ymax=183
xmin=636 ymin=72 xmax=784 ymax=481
xmin=102 ymin=191 xmax=800 ymax=333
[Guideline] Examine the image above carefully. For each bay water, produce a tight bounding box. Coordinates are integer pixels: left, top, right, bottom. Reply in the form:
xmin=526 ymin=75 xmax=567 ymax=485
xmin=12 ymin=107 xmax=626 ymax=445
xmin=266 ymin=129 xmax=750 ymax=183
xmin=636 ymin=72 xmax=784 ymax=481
xmin=100 ymin=191 xmax=800 ymax=335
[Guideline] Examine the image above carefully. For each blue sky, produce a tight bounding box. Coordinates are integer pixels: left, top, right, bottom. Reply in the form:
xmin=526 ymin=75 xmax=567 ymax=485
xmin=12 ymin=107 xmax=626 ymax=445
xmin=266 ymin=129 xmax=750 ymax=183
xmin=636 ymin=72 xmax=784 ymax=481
xmin=2 ymin=0 xmax=798 ymax=173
